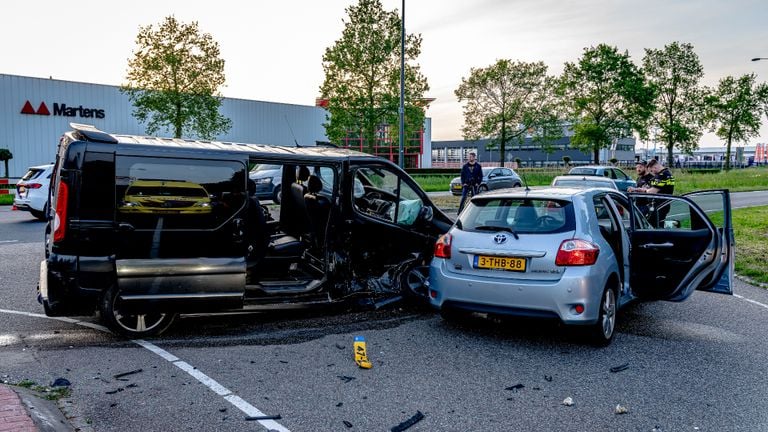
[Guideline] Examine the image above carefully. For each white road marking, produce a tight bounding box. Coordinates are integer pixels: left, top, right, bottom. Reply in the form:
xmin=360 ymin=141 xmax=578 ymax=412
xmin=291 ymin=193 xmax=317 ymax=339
xmin=0 ymin=240 xmax=19 ymax=244
xmin=0 ymin=307 xmax=290 ymax=432
xmin=734 ymin=294 xmax=768 ymax=311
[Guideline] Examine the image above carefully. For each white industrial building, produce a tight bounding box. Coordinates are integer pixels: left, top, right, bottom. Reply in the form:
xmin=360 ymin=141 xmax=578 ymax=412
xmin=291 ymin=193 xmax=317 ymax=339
xmin=0 ymin=74 xmax=335 ymax=178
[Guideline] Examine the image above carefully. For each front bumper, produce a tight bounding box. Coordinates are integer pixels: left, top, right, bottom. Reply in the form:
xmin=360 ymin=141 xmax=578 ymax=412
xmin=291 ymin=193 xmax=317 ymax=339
xmin=427 ymin=259 xmax=605 ymax=325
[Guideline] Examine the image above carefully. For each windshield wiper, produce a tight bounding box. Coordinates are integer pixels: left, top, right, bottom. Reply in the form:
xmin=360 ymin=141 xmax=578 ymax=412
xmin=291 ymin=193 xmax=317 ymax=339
xmin=473 ymin=225 xmax=519 ymax=240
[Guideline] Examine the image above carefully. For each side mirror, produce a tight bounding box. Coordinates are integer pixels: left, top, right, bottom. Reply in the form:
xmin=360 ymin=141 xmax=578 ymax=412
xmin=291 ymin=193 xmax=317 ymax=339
xmin=418 ymin=205 xmax=434 ymax=223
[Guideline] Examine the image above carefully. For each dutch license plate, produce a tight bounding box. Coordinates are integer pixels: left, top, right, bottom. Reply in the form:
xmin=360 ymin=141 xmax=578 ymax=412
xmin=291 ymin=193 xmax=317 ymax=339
xmin=475 ymin=255 xmax=526 ymax=272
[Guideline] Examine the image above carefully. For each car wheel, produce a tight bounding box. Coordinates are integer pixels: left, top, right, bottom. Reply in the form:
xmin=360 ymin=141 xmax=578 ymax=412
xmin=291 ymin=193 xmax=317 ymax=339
xmin=100 ymin=286 xmax=176 ymax=338
xmin=513 ymin=182 xmax=521 ymax=188
xmin=32 ymin=202 xmax=49 ymax=221
xmin=400 ymin=265 xmax=429 ymax=298
xmin=478 ymin=185 xmax=488 ymax=192
xmin=272 ymin=185 xmax=282 ymax=203
xmin=587 ymin=283 xmax=617 ymax=346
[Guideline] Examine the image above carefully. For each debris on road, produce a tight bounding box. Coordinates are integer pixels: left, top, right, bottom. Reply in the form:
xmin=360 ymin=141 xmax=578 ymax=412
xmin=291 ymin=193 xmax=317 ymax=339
xmin=614 ymin=404 xmax=629 ymax=414
xmin=390 ymin=410 xmax=425 ymax=432
xmin=544 ymin=375 xmax=553 ymax=382
xmin=343 ymin=420 xmax=353 ymax=428
xmin=113 ymin=368 xmax=143 ymax=379
xmin=609 ymin=363 xmax=630 ymax=373
xmin=245 ymin=414 xmax=282 ymax=421
xmin=354 ymin=336 xmax=372 ymax=369
xmin=562 ymin=397 xmax=574 ymax=406
xmin=338 ymin=376 xmax=356 ymax=383
xmin=505 ymin=384 xmax=525 ymax=392
xmin=51 ymin=378 xmax=71 ymax=387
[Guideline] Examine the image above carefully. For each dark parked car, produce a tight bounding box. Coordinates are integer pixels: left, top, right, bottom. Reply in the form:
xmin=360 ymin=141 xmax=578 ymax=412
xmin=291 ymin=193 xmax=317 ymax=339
xmin=249 ymin=163 xmax=282 ymax=203
xmin=39 ymin=124 xmax=452 ymax=337
xmin=567 ymin=165 xmax=636 ymax=192
xmin=449 ymin=167 xmax=522 ymax=195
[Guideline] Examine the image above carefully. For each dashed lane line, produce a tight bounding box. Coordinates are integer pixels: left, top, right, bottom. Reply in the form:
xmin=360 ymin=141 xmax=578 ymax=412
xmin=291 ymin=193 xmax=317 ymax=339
xmin=0 ymin=307 xmax=290 ymax=432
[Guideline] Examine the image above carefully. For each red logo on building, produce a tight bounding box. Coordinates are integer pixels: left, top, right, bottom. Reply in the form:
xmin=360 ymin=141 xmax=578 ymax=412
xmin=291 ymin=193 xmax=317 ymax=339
xmin=20 ymin=101 xmax=50 ymax=115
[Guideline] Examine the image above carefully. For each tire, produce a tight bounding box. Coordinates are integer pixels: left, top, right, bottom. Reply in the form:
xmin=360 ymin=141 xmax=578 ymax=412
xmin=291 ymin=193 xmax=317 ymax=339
xmin=586 ymin=284 xmax=617 ymax=346
xmin=32 ymin=202 xmax=49 ymax=221
xmin=478 ymin=185 xmax=489 ymax=192
xmin=272 ymin=185 xmax=282 ymax=203
xmin=513 ymin=182 xmax=522 ymax=188
xmin=100 ymin=286 xmax=177 ymax=338
xmin=400 ymin=265 xmax=429 ymax=299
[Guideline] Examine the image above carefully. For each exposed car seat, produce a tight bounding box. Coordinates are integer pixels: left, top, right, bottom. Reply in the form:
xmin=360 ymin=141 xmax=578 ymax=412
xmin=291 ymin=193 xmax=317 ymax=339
xmin=304 ymin=175 xmax=331 ymax=249
xmin=514 ymin=204 xmax=539 ymax=230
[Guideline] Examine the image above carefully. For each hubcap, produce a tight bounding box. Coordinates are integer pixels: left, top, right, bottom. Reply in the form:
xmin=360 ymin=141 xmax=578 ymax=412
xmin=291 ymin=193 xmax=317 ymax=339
xmin=601 ymin=289 xmax=616 ymax=338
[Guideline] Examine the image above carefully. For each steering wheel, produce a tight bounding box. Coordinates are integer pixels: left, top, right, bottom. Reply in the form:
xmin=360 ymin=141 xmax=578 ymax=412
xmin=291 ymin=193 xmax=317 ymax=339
xmin=537 ymin=215 xmax=560 ymax=228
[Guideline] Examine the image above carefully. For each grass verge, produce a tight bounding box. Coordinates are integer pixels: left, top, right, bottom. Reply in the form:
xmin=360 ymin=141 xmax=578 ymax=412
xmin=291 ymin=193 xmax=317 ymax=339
xmin=13 ymin=379 xmax=71 ymax=401
xmin=732 ymin=205 xmax=768 ymax=285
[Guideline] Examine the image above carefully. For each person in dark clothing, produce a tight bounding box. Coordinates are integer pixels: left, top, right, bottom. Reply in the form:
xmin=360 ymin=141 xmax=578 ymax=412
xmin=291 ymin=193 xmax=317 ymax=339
xmin=637 ymin=159 xmax=675 ymax=227
xmin=627 ymin=160 xmax=655 ymax=217
xmin=458 ymin=152 xmax=483 ymax=213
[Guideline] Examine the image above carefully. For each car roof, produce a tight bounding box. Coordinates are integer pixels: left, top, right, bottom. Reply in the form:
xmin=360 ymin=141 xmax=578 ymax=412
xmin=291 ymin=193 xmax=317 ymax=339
xmin=63 ymin=124 xmax=381 ymax=163
xmin=476 ymin=186 xmax=609 ymax=201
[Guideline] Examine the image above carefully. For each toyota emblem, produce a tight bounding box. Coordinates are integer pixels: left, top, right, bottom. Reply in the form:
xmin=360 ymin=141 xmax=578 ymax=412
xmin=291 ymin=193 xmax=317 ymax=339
xmin=493 ymin=234 xmax=507 ymax=244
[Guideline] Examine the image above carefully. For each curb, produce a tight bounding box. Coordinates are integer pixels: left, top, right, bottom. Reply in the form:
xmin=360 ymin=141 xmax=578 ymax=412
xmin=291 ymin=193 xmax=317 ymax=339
xmin=0 ymin=385 xmax=74 ymax=432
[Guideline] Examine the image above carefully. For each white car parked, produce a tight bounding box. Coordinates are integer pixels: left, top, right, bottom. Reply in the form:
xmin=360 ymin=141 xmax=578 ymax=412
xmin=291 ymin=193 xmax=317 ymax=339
xmin=14 ymin=163 xmax=53 ymax=220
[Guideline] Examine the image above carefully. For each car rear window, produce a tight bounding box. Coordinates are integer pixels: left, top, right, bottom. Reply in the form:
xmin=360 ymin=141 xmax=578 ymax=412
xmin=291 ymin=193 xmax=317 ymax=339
xmin=458 ymin=198 xmax=575 ymax=233
xmin=21 ymin=168 xmax=45 ymax=181
xmin=569 ymin=168 xmax=596 ymax=176
xmin=554 ymin=179 xmax=614 ymax=189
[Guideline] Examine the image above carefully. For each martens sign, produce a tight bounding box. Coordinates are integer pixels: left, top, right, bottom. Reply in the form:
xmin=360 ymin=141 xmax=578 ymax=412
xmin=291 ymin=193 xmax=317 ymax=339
xmin=21 ymin=100 xmax=105 ymax=119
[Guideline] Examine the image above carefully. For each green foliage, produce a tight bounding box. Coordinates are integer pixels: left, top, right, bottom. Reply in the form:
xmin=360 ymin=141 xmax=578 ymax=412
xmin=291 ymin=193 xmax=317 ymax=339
xmin=643 ymin=42 xmax=707 ymax=167
xmin=732 ymin=205 xmax=768 ymax=285
xmin=320 ymin=0 xmax=428 ymax=152
xmin=705 ymin=74 xmax=768 ymax=170
xmin=0 ymin=194 xmax=13 ymax=205
xmin=455 ymin=60 xmax=561 ymax=164
xmin=122 ymin=16 xmax=231 ymax=139
xmin=0 ymin=148 xmax=12 ymax=178
xmin=558 ymin=44 xmax=654 ymax=163
xmin=11 ymin=379 xmax=71 ymax=401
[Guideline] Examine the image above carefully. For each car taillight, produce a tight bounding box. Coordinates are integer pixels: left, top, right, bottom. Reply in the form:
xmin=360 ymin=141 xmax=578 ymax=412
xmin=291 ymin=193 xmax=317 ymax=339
xmin=434 ymin=233 xmax=452 ymax=259
xmin=53 ymin=181 xmax=69 ymax=243
xmin=26 ymin=183 xmax=43 ymax=189
xmin=555 ymin=239 xmax=599 ymax=266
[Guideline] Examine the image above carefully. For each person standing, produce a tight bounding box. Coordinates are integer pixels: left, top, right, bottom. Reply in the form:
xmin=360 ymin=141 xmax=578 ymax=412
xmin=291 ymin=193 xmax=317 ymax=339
xmin=637 ymin=159 xmax=675 ymax=227
xmin=630 ymin=160 xmax=654 ymax=191
xmin=458 ymin=151 xmax=483 ymax=213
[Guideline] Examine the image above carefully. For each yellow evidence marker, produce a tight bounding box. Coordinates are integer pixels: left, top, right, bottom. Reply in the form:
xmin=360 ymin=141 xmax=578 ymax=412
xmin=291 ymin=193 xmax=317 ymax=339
xmin=353 ymin=336 xmax=372 ymax=369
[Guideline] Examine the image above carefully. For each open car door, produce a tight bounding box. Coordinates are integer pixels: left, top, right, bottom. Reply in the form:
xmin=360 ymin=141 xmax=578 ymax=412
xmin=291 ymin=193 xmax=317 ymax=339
xmin=628 ymin=190 xmax=733 ymax=302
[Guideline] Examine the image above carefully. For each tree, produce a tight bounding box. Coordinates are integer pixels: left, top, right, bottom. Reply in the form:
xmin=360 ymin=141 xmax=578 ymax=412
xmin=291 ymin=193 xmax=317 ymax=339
xmin=0 ymin=148 xmax=12 ymax=178
xmin=558 ymin=44 xmax=654 ymax=163
xmin=705 ymin=74 xmax=768 ymax=170
xmin=320 ymin=0 xmax=428 ymax=156
xmin=122 ymin=16 xmax=231 ymax=139
xmin=455 ymin=60 xmax=560 ymax=166
xmin=643 ymin=42 xmax=707 ymax=167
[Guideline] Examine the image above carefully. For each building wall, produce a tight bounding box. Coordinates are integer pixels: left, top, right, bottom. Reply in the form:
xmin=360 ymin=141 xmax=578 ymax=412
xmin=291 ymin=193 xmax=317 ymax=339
xmin=0 ymin=74 xmax=330 ymax=177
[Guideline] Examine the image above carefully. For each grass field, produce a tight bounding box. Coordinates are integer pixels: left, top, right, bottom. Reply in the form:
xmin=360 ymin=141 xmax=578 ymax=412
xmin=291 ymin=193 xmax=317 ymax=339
xmin=732 ymin=205 xmax=768 ymax=285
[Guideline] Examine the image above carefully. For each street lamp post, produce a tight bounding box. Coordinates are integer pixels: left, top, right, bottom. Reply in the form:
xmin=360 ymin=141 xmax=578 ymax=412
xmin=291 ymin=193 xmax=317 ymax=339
xmin=398 ymin=0 xmax=405 ymax=168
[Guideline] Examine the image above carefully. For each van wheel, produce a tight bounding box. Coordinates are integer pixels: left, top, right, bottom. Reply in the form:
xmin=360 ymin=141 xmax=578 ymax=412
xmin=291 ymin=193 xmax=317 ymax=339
xmin=100 ymin=287 xmax=176 ymax=338
xmin=586 ymin=283 xmax=617 ymax=346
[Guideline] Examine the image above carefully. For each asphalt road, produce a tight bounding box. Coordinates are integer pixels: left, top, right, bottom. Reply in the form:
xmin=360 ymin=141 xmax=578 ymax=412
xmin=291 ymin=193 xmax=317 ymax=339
xmin=2 ymin=193 xmax=768 ymax=431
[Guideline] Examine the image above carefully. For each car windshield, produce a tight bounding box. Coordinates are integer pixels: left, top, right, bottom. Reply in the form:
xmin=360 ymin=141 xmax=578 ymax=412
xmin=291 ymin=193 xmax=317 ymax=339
xmin=458 ymin=197 xmax=575 ymax=233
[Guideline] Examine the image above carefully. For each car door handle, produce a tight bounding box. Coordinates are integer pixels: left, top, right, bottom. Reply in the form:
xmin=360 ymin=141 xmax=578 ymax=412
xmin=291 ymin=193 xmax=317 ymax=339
xmin=640 ymin=242 xmax=674 ymax=249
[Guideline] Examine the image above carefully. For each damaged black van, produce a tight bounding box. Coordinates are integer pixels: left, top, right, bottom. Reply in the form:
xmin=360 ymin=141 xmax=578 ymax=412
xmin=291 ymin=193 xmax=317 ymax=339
xmin=39 ymin=124 xmax=452 ymax=336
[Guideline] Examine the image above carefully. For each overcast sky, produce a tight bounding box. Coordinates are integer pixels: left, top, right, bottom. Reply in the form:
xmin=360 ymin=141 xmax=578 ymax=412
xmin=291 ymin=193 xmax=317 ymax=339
xmin=4 ymin=0 xmax=768 ymax=148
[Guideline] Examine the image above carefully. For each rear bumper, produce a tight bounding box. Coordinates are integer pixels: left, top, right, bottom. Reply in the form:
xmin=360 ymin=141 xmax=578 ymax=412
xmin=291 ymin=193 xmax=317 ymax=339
xmin=427 ymin=259 xmax=605 ymax=325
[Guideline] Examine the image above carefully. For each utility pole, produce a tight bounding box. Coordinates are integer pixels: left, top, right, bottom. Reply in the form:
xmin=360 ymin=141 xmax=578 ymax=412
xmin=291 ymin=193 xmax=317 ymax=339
xmin=398 ymin=0 xmax=405 ymax=168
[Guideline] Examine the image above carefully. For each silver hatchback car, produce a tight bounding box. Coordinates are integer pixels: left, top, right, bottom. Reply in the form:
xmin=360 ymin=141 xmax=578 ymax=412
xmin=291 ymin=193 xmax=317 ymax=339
xmin=427 ymin=187 xmax=733 ymax=345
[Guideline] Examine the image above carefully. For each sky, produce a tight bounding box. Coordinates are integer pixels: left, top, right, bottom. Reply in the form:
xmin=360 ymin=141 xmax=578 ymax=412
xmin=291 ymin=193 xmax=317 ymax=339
xmin=4 ymin=0 xmax=768 ymax=149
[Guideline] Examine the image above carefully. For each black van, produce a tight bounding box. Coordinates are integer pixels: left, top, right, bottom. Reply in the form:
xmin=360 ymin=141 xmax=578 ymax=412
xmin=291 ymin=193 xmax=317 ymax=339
xmin=40 ymin=124 xmax=452 ymax=336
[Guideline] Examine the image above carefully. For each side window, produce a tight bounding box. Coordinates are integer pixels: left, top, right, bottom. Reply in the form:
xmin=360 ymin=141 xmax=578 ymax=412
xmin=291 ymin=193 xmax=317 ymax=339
xmin=501 ymin=168 xmax=513 ymax=177
xmin=80 ymin=152 xmax=115 ymax=220
xmin=116 ymin=156 xmax=246 ymax=230
xmin=352 ymin=166 xmax=424 ymax=226
xmin=594 ymin=195 xmax=616 ymax=235
xmin=315 ymin=166 xmax=336 ymax=195
xmin=616 ymin=169 xmax=628 ymax=180
xmin=650 ymin=199 xmax=706 ymax=231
